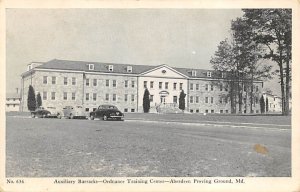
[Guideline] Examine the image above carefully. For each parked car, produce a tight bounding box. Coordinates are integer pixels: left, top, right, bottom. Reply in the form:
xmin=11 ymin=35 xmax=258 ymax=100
xmin=45 ymin=106 xmax=63 ymax=118
xmin=62 ymin=106 xmax=86 ymax=119
xmin=90 ymin=105 xmax=124 ymax=121
xmin=31 ymin=107 xmax=51 ymax=118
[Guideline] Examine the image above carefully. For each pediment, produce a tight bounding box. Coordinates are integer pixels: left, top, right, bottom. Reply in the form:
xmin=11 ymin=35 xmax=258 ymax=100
xmin=140 ymin=65 xmax=188 ymax=79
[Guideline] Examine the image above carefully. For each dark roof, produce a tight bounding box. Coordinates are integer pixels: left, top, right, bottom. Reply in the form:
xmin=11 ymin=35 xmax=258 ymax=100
xmin=36 ymin=59 xmax=155 ymax=75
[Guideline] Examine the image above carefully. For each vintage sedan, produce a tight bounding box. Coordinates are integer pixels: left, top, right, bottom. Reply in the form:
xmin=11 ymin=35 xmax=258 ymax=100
xmin=62 ymin=106 xmax=87 ymax=119
xmin=90 ymin=105 xmax=124 ymax=121
xmin=31 ymin=107 xmax=51 ymax=118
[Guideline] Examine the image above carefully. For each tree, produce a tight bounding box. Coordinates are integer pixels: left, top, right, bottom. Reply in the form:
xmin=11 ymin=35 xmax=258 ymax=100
xmin=36 ymin=92 xmax=42 ymax=108
xmin=242 ymin=9 xmax=292 ymax=115
xmin=27 ymin=85 xmax=36 ymax=111
xmin=179 ymin=90 xmax=186 ymax=112
xmin=266 ymin=97 xmax=269 ymax=113
xmin=260 ymin=95 xmax=265 ymax=114
xmin=142 ymin=88 xmax=150 ymax=113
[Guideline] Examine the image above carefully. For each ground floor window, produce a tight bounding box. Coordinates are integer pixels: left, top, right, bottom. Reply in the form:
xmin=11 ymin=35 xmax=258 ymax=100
xmin=131 ymin=109 xmax=135 ymax=112
xmin=220 ymin=110 xmax=223 ymax=114
xmin=124 ymin=108 xmax=128 ymax=112
xmin=196 ymin=109 xmax=199 ymax=113
xmin=225 ymin=110 xmax=229 ymax=113
xmin=85 ymin=108 xmax=89 ymax=112
xmin=190 ymin=109 xmax=193 ymax=113
xmin=211 ymin=110 xmax=214 ymax=113
xmin=205 ymin=109 xmax=208 ymax=113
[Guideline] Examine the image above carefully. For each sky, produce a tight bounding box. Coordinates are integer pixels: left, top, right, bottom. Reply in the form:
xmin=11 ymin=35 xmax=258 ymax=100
xmin=6 ymin=9 xmax=280 ymax=95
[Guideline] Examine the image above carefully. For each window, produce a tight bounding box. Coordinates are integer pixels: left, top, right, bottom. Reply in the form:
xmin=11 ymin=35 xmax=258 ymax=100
xmin=108 ymin=65 xmax=113 ymax=72
xmin=205 ymin=97 xmax=208 ymax=103
xmin=165 ymin=82 xmax=169 ymax=89
xmin=205 ymin=109 xmax=209 ymax=113
xmin=196 ymin=96 xmax=199 ymax=103
xmin=125 ymin=80 xmax=128 ymax=88
xmin=221 ymin=72 xmax=225 ymax=78
xmin=86 ymin=93 xmax=89 ymax=101
xmin=196 ymin=84 xmax=199 ymax=91
xmin=43 ymin=76 xmax=47 ymax=84
xmin=113 ymin=94 xmax=116 ymax=101
xmin=150 ymin=81 xmax=154 ymax=89
xmin=180 ymin=83 xmax=183 ymax=90
xmin=192 ymin=70 xmax=197 ymax=77
xmin=124 ymin=94 xmax=128 ymax=102
xmin=52 ymin=76 xmax=56 ymax=84
xmin=190 ymin=96 xmax=194 ymax=103
xmin=226 ymin=110 xmax=229 ymax=113
xmin=63 ymin=92 xmax=67 ymax=100
xmin=211 ymin=97 xmax=214 ymax=103
xmin=211 ymin=85 xmax=214 ymax=91
xmin=144 ymin=81 xmax=147 ymax=88
xmin=63 ymin=77 xmax=68 ymax=85
xmin=127 ymin=66 xmax=132 ymax=73
xmin=85 ymin=108 xmax=89 ymax=112
xmin=173 ymin=96 xmax=177 ymax=103
xmin=207 ymin=72 xmax=212 ymax=77
xmin=105 ymin=94 xmax=109 ymax=101
xmin=86 ymin=79 xmax=90 ymax=86
xmin=93 ymin=79 xmax=97 ymax=86
xmin=131 ymin=81 xmax=135 ymax=88
xmin=88 ymin=64 xmax=94 ymax=70
xmin=131 ymin=109 xmax=135 ymax=112
xmin=150 ymin=95 xmax=154 ymax=102
xmin=159 ymin=82 xmax=162 ymax=89
xmin=51 ymin=92 xmax=55 ymax=100
xmin=190 ymin=109 xmax=194 ymax=113
xmin=113 ymin=80 xmax=117 ymax=87
xmin=196 ymin=109 xmax=199 ymax=113
xmin=43 ymin=91 xmax=47 ymax=100
xmin=220 ymin=110 xmax=224 ymax=114
xmin=93 ymin=93 xmax=97 ymax=101
xmin=106 ymin=80 xmax=109 ymax=87
xmin=124 ymin=108 xmax=128 ymax=112
xmin=72 ymin=77 xmax=76 ymax=85
xmin=190 ymin=83 xmax=193 ymax=90
xmin=72 ymin=92 xmax=75 ymax=100
xmin=205 ymin=84 xmax=208 ymax=91
xmin=173 ymin=83 xmax=177 ymax=90
xmin=131 ymin=94 xmax=135 ymax=102
xmin=220 ymin=84 xmax=223 ymax=91
xmin=211 ymin=110 xmax=214 ymax=113
xmin=27 ymin=65 xmax=32 ymax=71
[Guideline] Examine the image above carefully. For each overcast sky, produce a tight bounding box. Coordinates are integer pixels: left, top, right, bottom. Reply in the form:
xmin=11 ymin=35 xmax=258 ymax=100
xmin=6 ymin=9 xmax=280 ymax=95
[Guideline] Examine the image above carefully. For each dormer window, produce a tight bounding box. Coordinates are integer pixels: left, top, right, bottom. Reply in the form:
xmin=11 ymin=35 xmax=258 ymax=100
xmin=127 ymin=66 xmax=132 ymax=73
xmin=221 ymin=72 xmax=225 ymax=78
xmin=27 ymin=64 xmax=32 ymax=71
xmin=88 ymin=64 xmax=94 ymax=70
xmin=191 ymin=70 xmax=197 ymax=77
xmin=108 ymin=65 xmax=113 ymax=72
xmin=207 ymin=71 xmax=212 ymax=77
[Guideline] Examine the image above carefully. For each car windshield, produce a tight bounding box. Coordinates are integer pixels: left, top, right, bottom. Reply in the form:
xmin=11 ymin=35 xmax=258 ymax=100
xmin=100 ymin=105 xmax=118 ymax=110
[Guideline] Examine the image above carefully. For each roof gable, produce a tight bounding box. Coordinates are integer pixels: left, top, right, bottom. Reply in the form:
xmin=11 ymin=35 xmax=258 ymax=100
xmin=140 ymin=65 xmax=188 ymax=79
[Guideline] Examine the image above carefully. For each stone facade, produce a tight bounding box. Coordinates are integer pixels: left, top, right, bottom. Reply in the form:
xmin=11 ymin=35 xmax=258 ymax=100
xmin=20 ymin=60 xmax=264 ymax=114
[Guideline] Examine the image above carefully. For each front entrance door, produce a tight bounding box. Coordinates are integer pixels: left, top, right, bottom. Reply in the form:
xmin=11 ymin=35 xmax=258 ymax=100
xmin=160 ymin=96 xmax=166 ymax=103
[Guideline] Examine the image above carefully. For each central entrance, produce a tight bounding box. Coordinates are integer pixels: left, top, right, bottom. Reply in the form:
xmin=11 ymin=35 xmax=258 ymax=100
xmin=159 ymin=90 xmax=169 ymax=104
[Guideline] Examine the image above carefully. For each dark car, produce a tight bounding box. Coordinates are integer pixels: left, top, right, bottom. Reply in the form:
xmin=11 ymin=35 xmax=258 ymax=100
xmin=31 ymin=107 xmax=51 ymax=118
xmin=90 ymin=105 xmax=124 ymax=121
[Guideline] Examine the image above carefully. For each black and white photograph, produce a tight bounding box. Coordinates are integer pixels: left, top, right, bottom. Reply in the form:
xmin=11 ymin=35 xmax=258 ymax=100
xmin=1 ymin=0 xmax=299 ymax=191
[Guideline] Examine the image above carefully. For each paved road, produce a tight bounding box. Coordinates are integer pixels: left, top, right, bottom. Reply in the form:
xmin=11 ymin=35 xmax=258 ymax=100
xmin=6 ymin=115 xmax=291 ymax=177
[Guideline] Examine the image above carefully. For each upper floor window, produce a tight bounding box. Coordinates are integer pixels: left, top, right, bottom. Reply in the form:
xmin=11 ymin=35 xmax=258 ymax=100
xmin=43 ymin=91 xmax=47 ymax=100
xmin=86 ymin=93 xmax=89 ymax=101
xmin=72 ymin=92 xmax=76 ymax=100
xmin=131 ymin=81 xmax=135 ymax=88
xmin=165 ymin=82 xmax=169 ymax=89
xmin=63 ymin=92 xmax=68 ymax=100
xmin=211 ymin=85 xmax=214 ymax=91
xmin=159 ymin=82 xmax=162 ymax=89
xmin=124 ymin=80 xmax=128 ymax=88
xmin=150 ymin=81 xmax=154 ymax=89
xmin=106 ymin=80 xmax=109 ymax=87
xmin=190 ymin=96 xmax=194 ymax=103
xmin=207 ymin=72 xmax=212 ymax=77
xmin=108 ymin=65 xmax=113 ymax=72
xmin=144 ymin=81 xmax=147 ymax=88
xmin=173 ymin=83 xmax=177 ymax=90
xmin=127 ymin=66 xmax=132 ymax=73
xmin=150 ymin=95 xmax=154 ymax=102
xmin=180 ymin=83 xmax=183 ymax=90
xmin=192 ymin=70 xmax=197 ymax=77
xmin=112 ymin=94 xmax=117 ymax=101
xmin=190 ymin=83 xmax=194 ymax=90
xmin=113 ymin=80 xmax=117 ymax=87
xmin=43 ymin=76 xmax=48 ymax=84
xmin=205 ymin=84 xmax=208 ymax=91
xmin=72 ymin=77 xmax=76 ymax=85
xmin=52 ymin=76 xmax=56 ymax=84
xmin=93 ymin=79 xmax=97 ymax=86
xmin=93 ymin=93 xmax=97 ymax=101
xmin=86 ymin=78 xmax=90 ymax=86
xmin=88 ymin=64 xmax=94 ymax=70
xmin=64 ymin=77 xmax=68 ymax=85
xmin=196 ymin=84 xmax=199 ymax=91
xmin=51 ymin=92 xmax=56 ymax=100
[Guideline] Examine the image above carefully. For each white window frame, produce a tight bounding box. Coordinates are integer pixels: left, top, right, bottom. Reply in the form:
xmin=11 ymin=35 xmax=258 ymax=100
xmin=192 ymin=70 xmax=197 ymax=77
xmin=207 ymin=72 xmax=212 ymax=77
xmin=127 ymin=66 xmax=132 ymax=73
xmin=88 ymin=64 xmax=94 ymax=70
xmin=108 ymin=65 xmax=113 ymax=72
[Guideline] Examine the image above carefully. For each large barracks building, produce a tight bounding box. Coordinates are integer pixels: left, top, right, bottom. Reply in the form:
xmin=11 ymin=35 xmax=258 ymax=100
xmin=20 ymin=59 xmax=263 ymax=114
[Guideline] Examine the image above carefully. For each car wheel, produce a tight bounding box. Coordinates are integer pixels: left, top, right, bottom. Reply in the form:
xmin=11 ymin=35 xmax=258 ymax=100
xmin=31 ymin=113 xmax=35 ymax=118
xmin=42 ymin=114 xmax=47 ymax=118
xmin=103 ymin=115 xmax=108 ymax=121
xmin=90 ymin=115 xmax=95 ymax=120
